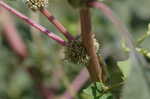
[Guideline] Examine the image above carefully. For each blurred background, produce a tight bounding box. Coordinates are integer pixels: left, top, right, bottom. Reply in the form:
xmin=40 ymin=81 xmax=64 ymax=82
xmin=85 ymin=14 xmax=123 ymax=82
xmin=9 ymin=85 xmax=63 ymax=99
xmin=0 ymin=0 xmax=150 ymax=99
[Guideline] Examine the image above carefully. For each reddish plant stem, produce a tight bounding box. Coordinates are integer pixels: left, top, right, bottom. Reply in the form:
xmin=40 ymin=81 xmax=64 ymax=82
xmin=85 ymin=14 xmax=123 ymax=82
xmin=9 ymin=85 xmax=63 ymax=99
xmin=0 ymin=6 xmax=54 ymax=99
xmin=40 ymin=9 xmax=75 ymax=41
xmin=88 ymin=1 xmax=134 ymax=48
xmin=80 ymin=8 xmax=102 ymax=82
xmin=0 ymin=1 xmax=67 ymax=46
xmin=60 ymin=68 xmax=89 ymax=99
xmin=0 ymin=9 xmax=27 ymax=59
xmin=88 ymin=1 xmax=122 ymax=31
xmin=0 ymin=13 xmax=52 ymax=99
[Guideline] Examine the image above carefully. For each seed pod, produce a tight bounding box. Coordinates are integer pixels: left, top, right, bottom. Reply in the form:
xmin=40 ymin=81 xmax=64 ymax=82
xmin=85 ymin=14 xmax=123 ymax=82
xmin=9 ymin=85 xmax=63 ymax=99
xmin=25 ymin=0 xmax=48 ymax=11
xmin=67 ymin=0 xmax=96 ymax=8
xmin=64 ymin=35 xmax=100 ymax=65
xmin=64 ymin=37 xmax=89 ymax=65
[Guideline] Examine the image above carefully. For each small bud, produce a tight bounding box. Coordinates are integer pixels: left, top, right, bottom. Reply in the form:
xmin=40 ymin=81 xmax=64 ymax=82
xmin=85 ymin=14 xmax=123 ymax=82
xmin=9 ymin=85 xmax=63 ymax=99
xmin=92 ymin=35 xmax=100 ymax=54
xmin=25 ymin=0 xmax=48 ymax=11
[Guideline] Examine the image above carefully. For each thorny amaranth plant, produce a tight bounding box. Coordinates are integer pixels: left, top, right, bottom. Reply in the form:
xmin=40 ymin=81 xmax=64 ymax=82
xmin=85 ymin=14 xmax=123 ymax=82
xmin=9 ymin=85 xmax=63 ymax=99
xmin=1 ymin=0 xmax=150 ymax=99
xmin=0 ymin=0 xmax=126 ymax=98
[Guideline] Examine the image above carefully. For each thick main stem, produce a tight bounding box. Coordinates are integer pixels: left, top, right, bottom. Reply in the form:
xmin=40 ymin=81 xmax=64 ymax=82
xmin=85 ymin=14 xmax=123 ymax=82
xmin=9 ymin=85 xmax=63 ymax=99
xmin=40 ymin=9 xmax=75 ymax=41
xmin=0 ymin=1 xmax=67 ymax=46
xmin=80 ymin=8 xmax=102 ymax=82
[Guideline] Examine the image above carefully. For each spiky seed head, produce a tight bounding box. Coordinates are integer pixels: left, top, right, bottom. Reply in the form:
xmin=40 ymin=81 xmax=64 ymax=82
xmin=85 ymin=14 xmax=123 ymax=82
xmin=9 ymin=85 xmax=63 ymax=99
xmin=25 ymin=0 xmax=48 ymax=11
xmin=67 ymin=0 xmax=95 ymax=8
xmin=65 ymin=38 xmax=89 ymax=65
xmin=64 ymin=35 xmax=100 ymax=65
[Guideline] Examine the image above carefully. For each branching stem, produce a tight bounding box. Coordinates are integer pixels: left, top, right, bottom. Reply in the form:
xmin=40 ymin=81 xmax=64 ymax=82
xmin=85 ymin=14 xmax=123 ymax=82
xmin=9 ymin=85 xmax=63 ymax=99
xmin=40 ymin=9 xmax=75 ymax=41
xmin=0 ymin=1 xmax=67 ymax=46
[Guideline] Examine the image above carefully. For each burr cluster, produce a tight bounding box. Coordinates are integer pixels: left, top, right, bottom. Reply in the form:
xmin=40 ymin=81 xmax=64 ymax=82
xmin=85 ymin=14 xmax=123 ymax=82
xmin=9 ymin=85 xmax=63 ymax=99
xmin=25 ymin=0 xmax=48 ymax=11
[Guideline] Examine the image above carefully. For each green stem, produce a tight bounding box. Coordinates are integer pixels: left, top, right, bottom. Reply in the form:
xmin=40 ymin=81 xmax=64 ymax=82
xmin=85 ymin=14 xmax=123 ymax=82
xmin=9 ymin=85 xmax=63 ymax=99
xmin=137 ymin=33 xmax=149 ymax=46
xmin=103 ymin=81 xmax=124 ymax=93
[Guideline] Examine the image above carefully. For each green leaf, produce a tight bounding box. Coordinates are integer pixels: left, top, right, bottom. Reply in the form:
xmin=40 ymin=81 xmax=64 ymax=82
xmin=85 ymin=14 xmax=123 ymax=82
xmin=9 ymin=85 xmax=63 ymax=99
xmin=117 ymin=58 xmax=131 ymax=77
xmin=82 ymin=82 xmax=113 ymax=99
xmin=105 ymin=57 xmax=124 ymax=99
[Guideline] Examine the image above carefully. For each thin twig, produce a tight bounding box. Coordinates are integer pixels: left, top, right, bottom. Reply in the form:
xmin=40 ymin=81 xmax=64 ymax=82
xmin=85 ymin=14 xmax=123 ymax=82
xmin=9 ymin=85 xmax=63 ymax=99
xmin=88 ymin=1 xmax=125 ymax=34
xmin=60 ymin=68 xmax=89 ymax=99
xmin=80 ymin=8 xmax=102 ymax=82
xmin=0 ymin=12 xmax=51 ymax=99
xmin=88 ymin=1 xmax=135 ymax=49
xmin=40 ymin=9 xmax=75 ymax=41
xmin=103 ymin=81 xmax=124 ymax=93
xmin=0 ymin=1 xmax=67 ymax=46
xmin=136 ymin=33 xmax=150 ymax=46
xmin=0 ymin=6 xmax=54 ymax=99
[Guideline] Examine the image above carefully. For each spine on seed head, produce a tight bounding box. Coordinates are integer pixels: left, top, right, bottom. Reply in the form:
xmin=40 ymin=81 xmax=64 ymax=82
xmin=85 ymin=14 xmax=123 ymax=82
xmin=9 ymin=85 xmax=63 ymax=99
xmin=25 ymin=0 xmax=48 ymax=11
